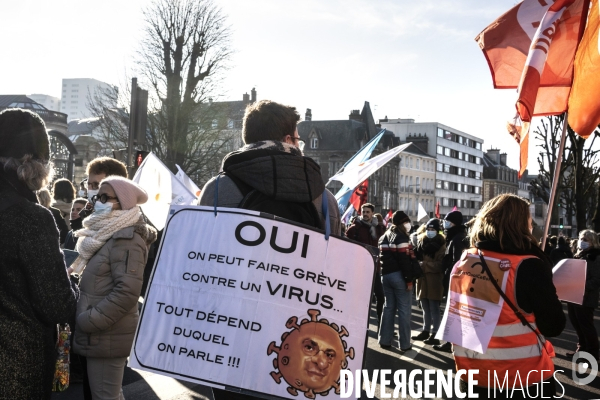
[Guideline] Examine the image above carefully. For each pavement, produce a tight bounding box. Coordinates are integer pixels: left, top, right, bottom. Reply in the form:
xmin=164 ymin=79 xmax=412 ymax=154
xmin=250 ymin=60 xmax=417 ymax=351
xmin=52 ymin=299 xmax=600 ymax=400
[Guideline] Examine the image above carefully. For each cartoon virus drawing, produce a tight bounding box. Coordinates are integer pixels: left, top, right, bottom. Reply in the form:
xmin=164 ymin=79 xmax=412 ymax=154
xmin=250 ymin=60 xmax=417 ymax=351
xmin=267 ymin=309 xmax=355 ymax=399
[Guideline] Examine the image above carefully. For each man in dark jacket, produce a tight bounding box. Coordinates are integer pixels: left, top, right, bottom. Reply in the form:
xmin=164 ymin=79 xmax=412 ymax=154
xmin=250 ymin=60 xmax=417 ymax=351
xmin=434 ymin=210 xmax=467 ymax=353
xmin=198 ymin=100 xmax=341 ymax=400
xmin=0 ymin=108 xmax=80 ymax=399
xmin=550 ymin=236 xmax=573 ymax=266
xmin=346 ymin=203 xmax=386 ymax=331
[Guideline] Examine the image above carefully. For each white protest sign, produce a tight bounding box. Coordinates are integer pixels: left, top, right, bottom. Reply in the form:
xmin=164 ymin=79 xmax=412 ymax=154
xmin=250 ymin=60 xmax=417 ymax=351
xmin=552 ymin=258 xmax=587 ymax=304
xmin=129 ymin=206 xmax=375 ymax=400
xmin=438 ymin=253 xmax=510 ymax=353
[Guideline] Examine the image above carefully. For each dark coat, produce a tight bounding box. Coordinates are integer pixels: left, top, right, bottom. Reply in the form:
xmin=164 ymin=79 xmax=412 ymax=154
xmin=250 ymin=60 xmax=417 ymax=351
xmin=550 ymin=245 xmax=573 ymax=266
xmin=346 ymin=217 xmax=385 ymax=248
xmin=415 ymin=233 xmax=446 ymax=301
xmin=442 ymin=225 xmax=468 ymax=273
xmin=575 ymin=247 xmax=600 ymax=308
xmin=49 ymin=206 xmax=68 ymax=244
xmin=0 ymin=167 xmax=79 ymax=399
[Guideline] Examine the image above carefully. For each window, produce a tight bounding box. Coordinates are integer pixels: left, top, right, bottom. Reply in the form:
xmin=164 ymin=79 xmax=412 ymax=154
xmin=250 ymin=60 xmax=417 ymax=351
xmin=409 ymin=176 xmax=413 ymax=192
xmin=464 ymin=138 xmax=470 ymax=147
xmin=437 ymin=128 xmax=444 ymax=138
xmin=444 ymin=164 xmax=450 ymax=173
xmin=416 ymin=177 xmax=420 ymax=192
xmin=410 ymin=158 xmax=413 ymax=168
xmin=457 ymin=183 xmax=462 ymax=192
xmin=443 ymin=181 xmax=450 ymax=190
xmin=444 ymin=148 xmax=451 ymax=157
xmin=442 ymin=198 xmax=449 ymax=206
xmin=476 ymin=157 xmax=481 ymax=165
xmin=437 ymin=145 xmax=443 ymax=155
xmin=310 ymin=138 xmax=318 ymax=149
xmin=400 ymin=175 xmax=404 ymax=191
xmin=458 ymin=167 xmax=463 ymax=176
xmin=450 ymin=166 xmax=458 ymax=174
xmin=476 ymin=172 xmax=481 ymax=180
xmin=437 ymin=163 xmax=443 ymax=172
xmin=458 ymin=151 xmax=463 ymax=160
xmin=416 ymin=159 xmax=420 ymax=170
xmin=476 ymin=142 xmax=482 ymax=150
xmin=475 ymin=186 xmax=481 ymax=194
xmin=436 ymin=180 xmax=442 ymax=189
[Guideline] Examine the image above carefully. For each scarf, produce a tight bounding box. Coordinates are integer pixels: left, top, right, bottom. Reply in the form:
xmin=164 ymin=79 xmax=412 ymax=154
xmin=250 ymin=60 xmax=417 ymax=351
xmin=240 ymin=140 xmax=303 ymax=156
xmin=70 ymin=207 xmax=142 ymax=274
xmin=358 ymin=216 xmax=378 ymax=240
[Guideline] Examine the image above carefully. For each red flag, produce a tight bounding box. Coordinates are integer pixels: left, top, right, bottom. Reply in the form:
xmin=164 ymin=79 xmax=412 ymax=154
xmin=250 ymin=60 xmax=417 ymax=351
xmin=476 ymin=0 xmax=589 ymax=177
xmin=384 ymin=209 xmax=393 ymax=224
xmin=435 ymin=201 xmax=440 ymax=219
xmin=349 ymin=180 xmax=368 ymax=212
xmin=568 ymin=0 xmax=600 ymax=138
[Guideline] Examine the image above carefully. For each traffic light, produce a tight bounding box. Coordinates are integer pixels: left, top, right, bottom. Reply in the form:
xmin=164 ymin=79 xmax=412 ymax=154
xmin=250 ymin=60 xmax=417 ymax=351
xmin=559 ymin=217 xmax=564 ymax=229
xmin=135 ymin=150 xmax=149 ymax=167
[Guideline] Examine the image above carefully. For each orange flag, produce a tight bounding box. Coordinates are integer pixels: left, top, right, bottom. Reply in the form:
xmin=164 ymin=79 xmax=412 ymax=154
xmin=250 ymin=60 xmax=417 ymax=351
xmin=476 ymin=0 xmax=589 ymax=177
xmin=568 ymin=0 xmax=600 ymax=138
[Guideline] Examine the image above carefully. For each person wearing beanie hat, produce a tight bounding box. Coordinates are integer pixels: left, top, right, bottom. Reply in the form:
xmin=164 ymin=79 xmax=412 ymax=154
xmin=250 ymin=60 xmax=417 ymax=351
xmin=378 ymin=210 xmax=418 ymax=351
xmin=412 ymin=218 xmax=446 ymax=346
xmin=433 ymin=211 xmax=469 ymax=353
xmin=71 ymin=177 xmax=156 ymax=399
xmin=0 ymin=108 xmax=80 ymax=398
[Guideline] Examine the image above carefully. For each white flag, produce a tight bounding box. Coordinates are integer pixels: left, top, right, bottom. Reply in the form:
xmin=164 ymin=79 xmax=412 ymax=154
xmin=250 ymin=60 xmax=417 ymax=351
xmin=175 ymin=164 xmax=201 ymax=198
xmin=418 ymin=202 xmax=428 ymax=221
xmin=329 ymin=143 xmax=411 ymax=190
xmin=132 ymin=153 xmax=196 ymax=230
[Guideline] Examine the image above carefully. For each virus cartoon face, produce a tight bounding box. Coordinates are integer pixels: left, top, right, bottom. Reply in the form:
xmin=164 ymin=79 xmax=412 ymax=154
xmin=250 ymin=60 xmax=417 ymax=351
xmin=267 ymin=309 xmax=355 ymax=399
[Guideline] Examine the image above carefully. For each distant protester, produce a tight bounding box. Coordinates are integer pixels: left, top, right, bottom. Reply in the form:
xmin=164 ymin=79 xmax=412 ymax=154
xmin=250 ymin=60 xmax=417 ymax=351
xmin=36 ymin=188 xmax=69 ymax=244
xmin=52 ymin=177 xmax=76 ymax=230
xmin=550 ymin=236 xmax=573 ymax=266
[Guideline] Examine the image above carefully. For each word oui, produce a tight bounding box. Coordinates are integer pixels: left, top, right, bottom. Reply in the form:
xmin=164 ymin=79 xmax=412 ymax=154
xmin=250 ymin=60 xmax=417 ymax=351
xmin=235 ymin=221 xmax=310 ymax=258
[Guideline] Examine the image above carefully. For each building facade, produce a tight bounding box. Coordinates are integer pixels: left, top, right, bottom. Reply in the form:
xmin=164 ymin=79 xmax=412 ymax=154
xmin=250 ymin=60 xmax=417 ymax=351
xmin=398 ymin=143 xmax=436 ymax=220
xmin=61 ymin=78 xmax=114 ymax=121
xmin=482 ymin=148 xmax=519 ymax=204
xmin=380 ymin=118 xmax=484 ymax=222
xmin=298 ymin=102 xmax=400 ymax=214
xmin=28 ymin=94 xmax=61 ymax=112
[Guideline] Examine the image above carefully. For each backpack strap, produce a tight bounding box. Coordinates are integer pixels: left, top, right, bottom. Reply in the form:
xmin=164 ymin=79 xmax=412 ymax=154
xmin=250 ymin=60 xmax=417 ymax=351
xmin=321 ymin=189 xmax=330 ymax=240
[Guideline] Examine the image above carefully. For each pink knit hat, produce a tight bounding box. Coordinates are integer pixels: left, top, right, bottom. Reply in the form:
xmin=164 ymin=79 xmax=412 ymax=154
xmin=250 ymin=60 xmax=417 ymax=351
xmin=101 ymin=176 xmax=148 ymax=210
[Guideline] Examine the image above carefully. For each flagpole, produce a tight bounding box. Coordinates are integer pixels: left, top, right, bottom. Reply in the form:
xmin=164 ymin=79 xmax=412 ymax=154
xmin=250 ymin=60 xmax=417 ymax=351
xmin=541 ymin=112 xmax=568 ymax=250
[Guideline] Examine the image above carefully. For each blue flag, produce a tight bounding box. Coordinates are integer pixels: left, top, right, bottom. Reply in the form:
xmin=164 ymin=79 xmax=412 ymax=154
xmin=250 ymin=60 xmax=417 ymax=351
xmin=332 ymin=129 xmax=385 ymax=214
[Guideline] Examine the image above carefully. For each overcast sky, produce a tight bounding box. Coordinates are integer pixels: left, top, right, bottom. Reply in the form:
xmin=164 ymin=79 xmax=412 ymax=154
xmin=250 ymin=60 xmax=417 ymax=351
xmin=2 ymin=0 xmax=539 ymax=171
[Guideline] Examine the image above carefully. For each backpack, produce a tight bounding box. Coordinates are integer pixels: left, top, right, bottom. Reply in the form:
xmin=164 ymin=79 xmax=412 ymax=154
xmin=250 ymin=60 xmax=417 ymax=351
xmin=225 ymin=173 xmax=322 ymax=230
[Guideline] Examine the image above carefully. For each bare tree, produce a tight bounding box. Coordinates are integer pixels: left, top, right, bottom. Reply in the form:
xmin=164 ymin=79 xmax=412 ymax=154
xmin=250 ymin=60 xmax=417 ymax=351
xmin=530 ymin=115 xmax=600 ymax=233
xmin=88 ymin=0 xmax=235 ymax=184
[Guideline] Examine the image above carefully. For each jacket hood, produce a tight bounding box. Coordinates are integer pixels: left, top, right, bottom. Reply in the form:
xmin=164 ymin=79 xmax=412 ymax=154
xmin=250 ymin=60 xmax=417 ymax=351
xmin=222 ymin=148 xmax=325 ymax=202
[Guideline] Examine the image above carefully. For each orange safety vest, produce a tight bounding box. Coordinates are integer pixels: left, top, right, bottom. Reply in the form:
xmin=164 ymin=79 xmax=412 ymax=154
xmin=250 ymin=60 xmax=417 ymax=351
xmin=452 ymin=248 xmax=555 ymax=388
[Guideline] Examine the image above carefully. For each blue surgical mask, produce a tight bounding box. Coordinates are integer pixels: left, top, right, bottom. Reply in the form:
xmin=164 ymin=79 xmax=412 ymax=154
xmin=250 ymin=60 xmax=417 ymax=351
xmin=443 ymin=220 xmax=453 ymax=230
xmin=579 ymin=240 xmax=590 ymax=250
xmin=426 ymin=230 xmax=437 ymax=239
xmin=93 ymin=201 xmax=114 ymax=215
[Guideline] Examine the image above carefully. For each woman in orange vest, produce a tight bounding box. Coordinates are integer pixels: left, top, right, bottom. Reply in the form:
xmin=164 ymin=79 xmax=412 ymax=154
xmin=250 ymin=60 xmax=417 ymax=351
xmin=450 ymin=194 xmax=565 ymax=398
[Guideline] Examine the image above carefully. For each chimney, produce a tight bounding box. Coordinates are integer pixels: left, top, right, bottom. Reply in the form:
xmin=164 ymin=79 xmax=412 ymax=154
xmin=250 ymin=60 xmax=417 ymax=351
xmin=486 ymin=148 xmax=501 ymax=164
xmin=243 ymin=92 xmax=250 ymax=102
xmin=349 ymin=109 xmax=361 ymax=121
xmin=500 ymin=152 xmax=507 ymax=166
xmin=251 ymin=87 xmax=256 ymax=102
xmin=305 ymin=108 xmax=312 ymax=121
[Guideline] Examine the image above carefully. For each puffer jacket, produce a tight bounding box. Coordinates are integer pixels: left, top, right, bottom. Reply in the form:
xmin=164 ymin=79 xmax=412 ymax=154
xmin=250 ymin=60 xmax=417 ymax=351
xmin=415 ymin=233 xmax=446 ymax=301
xmin=74 ymin=221 xmax=156 ymax=358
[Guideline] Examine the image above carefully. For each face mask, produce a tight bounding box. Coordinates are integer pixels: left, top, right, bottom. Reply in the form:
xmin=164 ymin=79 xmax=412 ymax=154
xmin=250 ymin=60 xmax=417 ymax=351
xmin=443 ymin=220 xmax=452 ymax=230
xmin=579 ymin=240 xmax=590 ymax=250
xmin=403 ymin=222 xmax=412 ymax=232
xmin=93 ymin=201 xmax=114 ymax=215
xmin=426 ymin=230 xmax=437 ymax=239
xmin=78 ymin=190 xmax=87 ymax=197
xmin=87 ymin=189 xmax=99 ymax=199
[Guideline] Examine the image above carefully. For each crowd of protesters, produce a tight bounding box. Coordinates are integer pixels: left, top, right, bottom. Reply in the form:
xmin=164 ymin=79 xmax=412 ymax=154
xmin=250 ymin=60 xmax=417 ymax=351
xmin=1 ymin=103 xmax=599 ymax=400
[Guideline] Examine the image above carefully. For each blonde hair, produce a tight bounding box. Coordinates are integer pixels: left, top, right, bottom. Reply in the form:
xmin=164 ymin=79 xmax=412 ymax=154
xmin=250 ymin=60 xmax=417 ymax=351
xmin=0 ymin=154 xmax=54 ymax=191
xmin=469 ymin=194 xmax=538 ymax=251
xmin=579 ymin=229 xmax=600 ymax=249
xmin=36 ymin=188 xmax=53 ymax=208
